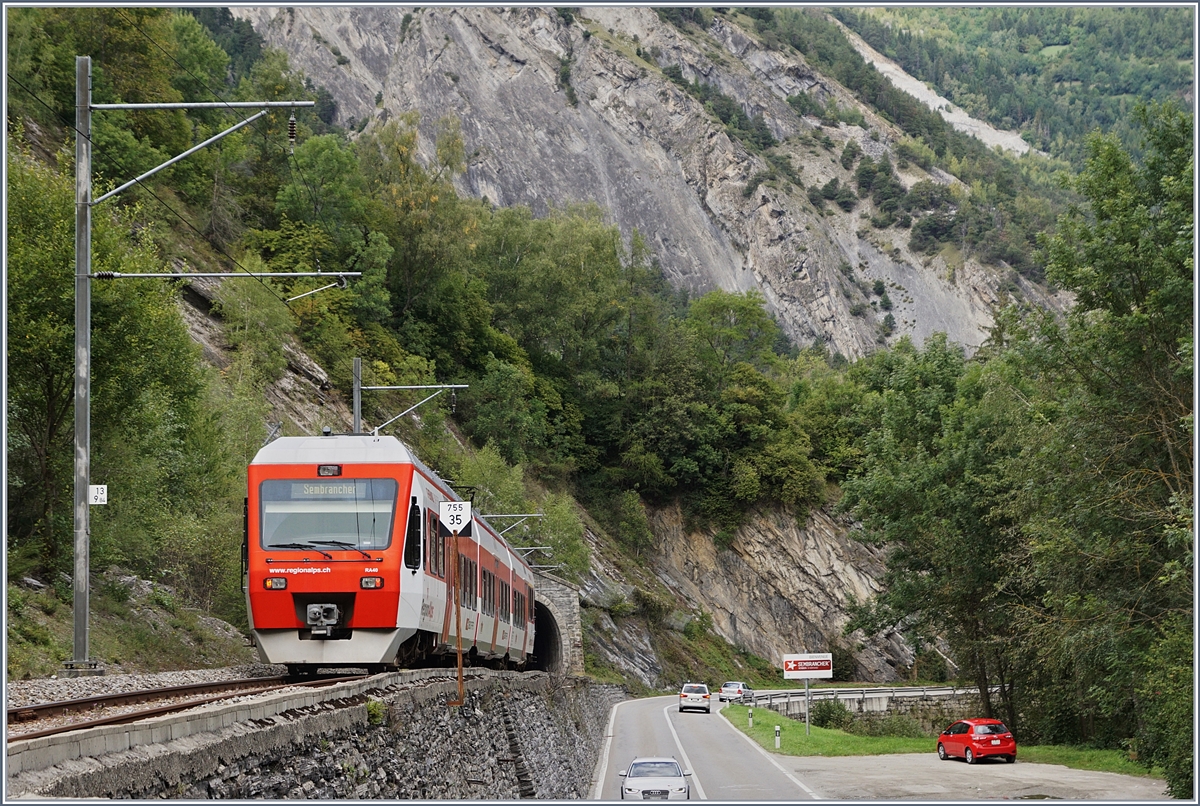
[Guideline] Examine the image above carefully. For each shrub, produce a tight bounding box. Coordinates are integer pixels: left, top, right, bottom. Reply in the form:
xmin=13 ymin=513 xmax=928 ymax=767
xmin=608 ymin=595 xmax=637 ymax=618
xmin=835 ymin=186 xmax=858 ymax=211
xmin=366 ymin=698 xmax=386 ymax=726
xmin=847 ymin=713 xmax=927 ymax=738
xmin=840 ymin=139 xmax=862 ymax=169
xmin=682 ymin=610 xmax=713 ymax=640
xmin=634 ymin=588 xmax=671 ymax=624
xmin=787 ymin=92 xmax=822 ymax=119
xmin=810 ymin=697 xmax=855 ymax=730
xmin=713 ymin=528 xmax=735 ymax=550
xmin=830 ymin=640 xmax=857 ymax=681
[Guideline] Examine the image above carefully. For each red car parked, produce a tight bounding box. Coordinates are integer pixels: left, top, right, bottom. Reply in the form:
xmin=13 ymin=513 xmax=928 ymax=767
xmin=937 ymin=718 xmax=1017 ymax=764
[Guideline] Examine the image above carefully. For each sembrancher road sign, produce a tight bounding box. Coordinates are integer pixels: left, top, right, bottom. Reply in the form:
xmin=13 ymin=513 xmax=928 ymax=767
xmin=784 ymin=653 xmax=833 ymax=679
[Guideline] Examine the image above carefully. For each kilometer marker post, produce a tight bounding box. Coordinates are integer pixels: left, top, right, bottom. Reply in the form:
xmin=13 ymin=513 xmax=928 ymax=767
xmin=439 ymin=501 xmax=472 ymax=707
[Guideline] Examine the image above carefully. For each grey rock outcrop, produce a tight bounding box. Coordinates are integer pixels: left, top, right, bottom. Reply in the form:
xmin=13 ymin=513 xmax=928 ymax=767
xmin=649 ymin=502 xmax=912 ymax=682
xmin=234 ymin=6 xmax=1063 ymax=361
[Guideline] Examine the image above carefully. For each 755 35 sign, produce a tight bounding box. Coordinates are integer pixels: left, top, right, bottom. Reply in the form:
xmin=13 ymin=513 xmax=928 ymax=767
xmin=439 ymin=501 xmax=471 ymax=536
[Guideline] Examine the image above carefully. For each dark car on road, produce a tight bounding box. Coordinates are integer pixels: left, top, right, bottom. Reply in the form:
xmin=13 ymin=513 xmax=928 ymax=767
xmin=937 ymin=718 xmax=1017 ymax=764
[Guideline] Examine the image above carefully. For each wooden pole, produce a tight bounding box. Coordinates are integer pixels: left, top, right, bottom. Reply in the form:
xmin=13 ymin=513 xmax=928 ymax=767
xmin=448 ymin=528 xmax=465 ymax=706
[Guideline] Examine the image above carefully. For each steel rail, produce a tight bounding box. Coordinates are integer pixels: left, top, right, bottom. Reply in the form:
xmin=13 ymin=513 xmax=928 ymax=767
xmin=7 ymin=674 xmax=366 ymax=742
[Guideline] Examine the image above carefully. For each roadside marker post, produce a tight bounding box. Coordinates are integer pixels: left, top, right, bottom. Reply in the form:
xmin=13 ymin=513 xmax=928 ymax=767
xmin=775 ymin=725 xmax=781 ymax=749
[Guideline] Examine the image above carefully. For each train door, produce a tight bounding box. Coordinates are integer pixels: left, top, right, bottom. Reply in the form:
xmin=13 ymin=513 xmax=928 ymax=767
xmin=419 ymin=487 xmax=446 ymax=635
xmin=397 ymin=493 xmax=424 ymax=640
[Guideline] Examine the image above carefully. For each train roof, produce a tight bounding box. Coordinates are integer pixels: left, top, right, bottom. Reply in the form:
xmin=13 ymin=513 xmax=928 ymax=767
xmin=252 ymin=433 xmax=416 ymax=466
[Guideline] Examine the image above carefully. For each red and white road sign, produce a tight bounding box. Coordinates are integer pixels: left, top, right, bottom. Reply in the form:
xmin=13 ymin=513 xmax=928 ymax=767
xmin=783 ymin=653 xmax=833 ymax=679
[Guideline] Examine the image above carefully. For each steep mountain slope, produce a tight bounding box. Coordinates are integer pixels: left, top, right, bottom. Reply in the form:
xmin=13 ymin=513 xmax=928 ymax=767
xmin=234 ymin=6 xmax=1058 ymax=361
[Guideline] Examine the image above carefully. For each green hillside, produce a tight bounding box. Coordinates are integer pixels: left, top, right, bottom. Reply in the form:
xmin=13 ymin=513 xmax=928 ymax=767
xmin=833 ymin=6 xmax=1194 ymax=165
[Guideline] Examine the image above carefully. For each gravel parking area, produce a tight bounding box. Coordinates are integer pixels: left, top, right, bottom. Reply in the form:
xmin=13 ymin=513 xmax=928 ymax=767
xmin=786 ymin=752 xmax=1170 ymax=800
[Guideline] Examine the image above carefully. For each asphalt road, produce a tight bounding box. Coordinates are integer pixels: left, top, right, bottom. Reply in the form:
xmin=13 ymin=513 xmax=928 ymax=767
xmin=591 ymin=697 xmax=1170 ymax=801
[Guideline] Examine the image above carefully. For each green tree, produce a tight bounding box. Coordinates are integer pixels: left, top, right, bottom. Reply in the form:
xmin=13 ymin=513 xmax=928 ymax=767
xmin=685 ymin=290 xmax=779 ymax=382
xmin=275 ymin=133 xmax=365 ymax=256
xmin=617 ymin=490 xmax=654 ymax=558
xmin=7 ymin=132 xmax=221 ymax=592
xmin=840 ymin=336 xmax=1021 ymax=717
xmin=463 ymin=356 xmax=549 ymax=465
xmin=998 ymin=101 xmax=1192 ymax=785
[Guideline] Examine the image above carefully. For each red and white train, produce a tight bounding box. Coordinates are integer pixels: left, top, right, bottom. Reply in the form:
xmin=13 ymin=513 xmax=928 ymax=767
xmin=243 ymin=433 xmax=536 ymax=675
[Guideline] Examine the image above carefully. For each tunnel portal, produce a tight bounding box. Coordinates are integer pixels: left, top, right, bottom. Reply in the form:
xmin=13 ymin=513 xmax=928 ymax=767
xmin=530 ymin=572 xmax=583 ymax=675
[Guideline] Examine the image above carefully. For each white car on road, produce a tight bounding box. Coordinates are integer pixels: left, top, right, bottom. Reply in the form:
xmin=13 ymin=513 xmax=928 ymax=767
xmin=718 ymin=681 xmax=753 ymax=702
xmin=619 ymin=757 xmax=692 ymax=800
xmin=678 ymin=682 xmax=711 ymax=713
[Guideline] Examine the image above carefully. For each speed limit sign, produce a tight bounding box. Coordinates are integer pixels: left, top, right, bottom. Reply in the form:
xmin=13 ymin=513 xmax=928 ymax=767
xmin=439 ymin=501 xmax=472 ymax=536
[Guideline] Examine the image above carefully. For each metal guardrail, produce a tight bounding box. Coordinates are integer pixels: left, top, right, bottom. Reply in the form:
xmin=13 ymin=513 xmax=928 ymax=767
xmin=739 ymin=685 xmax=997 ymax=710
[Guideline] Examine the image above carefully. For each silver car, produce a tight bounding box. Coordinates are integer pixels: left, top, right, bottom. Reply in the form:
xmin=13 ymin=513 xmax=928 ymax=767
xmin=718 ymin=681 xmax=753 ymax=702
xmin=619 ymin=757 xmax=692 ymax=800
xmin=678 ymin=682 xmax=711 ymax=713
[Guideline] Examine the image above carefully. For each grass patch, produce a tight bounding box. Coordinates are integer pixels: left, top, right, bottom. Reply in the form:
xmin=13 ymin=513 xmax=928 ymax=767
xmin=722 ymin=704 xmax=931 ymax=756
xmin=648 ymin=622 xmax=777 ymax=691
xmin=6 ymin=576 xmax=256 ymax=680
xmin=1019 ymin=745 xmax=1163 ymax=778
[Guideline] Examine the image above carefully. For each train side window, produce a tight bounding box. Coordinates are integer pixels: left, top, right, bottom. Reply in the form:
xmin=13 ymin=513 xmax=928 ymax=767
xmin=460 ymin=556 xmax=478 ymax=609
xmin=425 ymin=509 xmax=443 ymax=577
xmin=404 ymin=497 xmax=421 ymax=570
xmin=513 ymin=590 xmax=525 ymax=629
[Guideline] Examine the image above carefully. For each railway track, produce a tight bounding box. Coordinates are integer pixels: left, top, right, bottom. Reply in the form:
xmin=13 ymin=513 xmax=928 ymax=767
xmin=7 ymin=674 xmax=367 ymax=742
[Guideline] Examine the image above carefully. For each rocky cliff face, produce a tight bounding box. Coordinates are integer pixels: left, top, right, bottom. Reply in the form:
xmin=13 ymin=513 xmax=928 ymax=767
xmin=647 ymin=502 xmax=911 ymax=682
xmin=234 ymin=6 xmax=1061 ymax=361
xmin=576 ymin=502 xmax=912 ymax=686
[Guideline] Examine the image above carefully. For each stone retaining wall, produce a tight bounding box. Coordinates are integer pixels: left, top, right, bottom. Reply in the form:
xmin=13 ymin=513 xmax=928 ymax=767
xmin=759 ymin=692 xmax=984 ymax=735
xmin=10 ymin=673 xmax=626 ymax=799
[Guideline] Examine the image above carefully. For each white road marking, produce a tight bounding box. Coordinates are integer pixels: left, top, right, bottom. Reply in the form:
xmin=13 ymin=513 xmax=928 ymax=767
xmin=662 ymin=702 xmax=707 ymax=800
xmin=591 ymin=698 xmax=627 ymax=799
xmin=717 ymin=704 xmax=820 ymax=798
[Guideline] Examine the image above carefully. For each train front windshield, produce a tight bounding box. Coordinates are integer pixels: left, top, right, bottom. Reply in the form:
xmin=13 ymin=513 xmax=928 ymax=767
xmin=259 ymin=479 xmax=398 ymax=550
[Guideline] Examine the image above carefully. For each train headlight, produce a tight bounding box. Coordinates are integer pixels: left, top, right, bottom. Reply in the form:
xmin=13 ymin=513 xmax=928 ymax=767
xmin=360 ymin=576 xmax=384 ymax=589
xmin=264 ymin=577 xmax=287 ymax=590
